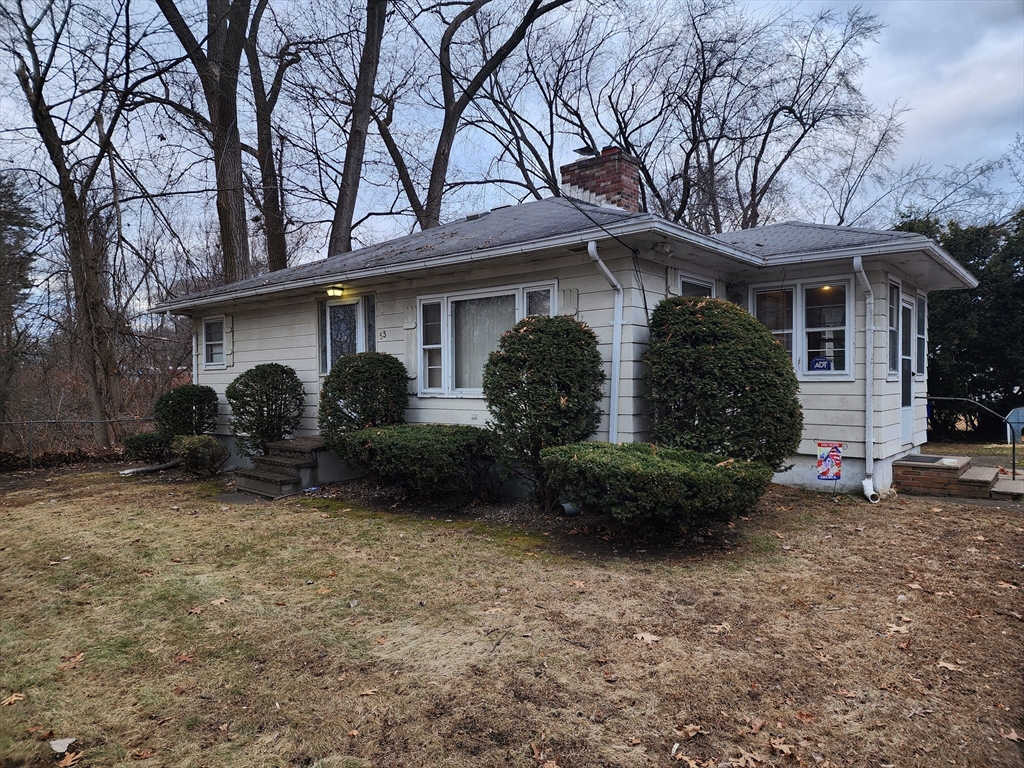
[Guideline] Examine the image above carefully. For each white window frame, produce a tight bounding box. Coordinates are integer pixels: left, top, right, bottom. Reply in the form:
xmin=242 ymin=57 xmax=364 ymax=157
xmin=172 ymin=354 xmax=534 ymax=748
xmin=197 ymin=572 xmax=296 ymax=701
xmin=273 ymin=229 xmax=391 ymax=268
xmin=749 ymin=276 xmax=854 ymax=382
xmin=887 ymin=280 xmax=901 ymax=379
xmin=417 ymin=281 xmax=557 ymax=397
xmin=915 ymin=293 xmax=927 ymax=380
xmin=678 ymin=271 xmax=716 ymax=298
xmin=202 ymin=316 xmax=226 ymax=370
xmin=320 ymin=296 xmax=373 ymax=375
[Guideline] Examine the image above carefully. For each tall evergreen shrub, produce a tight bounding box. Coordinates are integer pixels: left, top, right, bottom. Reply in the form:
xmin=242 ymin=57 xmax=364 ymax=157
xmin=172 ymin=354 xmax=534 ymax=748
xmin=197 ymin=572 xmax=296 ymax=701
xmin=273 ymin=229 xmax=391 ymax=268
xmin=318 ymin=352 xmax=408 ymax=450
xmin=643 ymin=296 xmax=802 ymax=470
xmin=225 ymin=363 xmax=306 ymax=456
xmin=482 ymin=315 xmax=605 ymax=509
xmin=154 ymin=384 xmax=219 ymax=436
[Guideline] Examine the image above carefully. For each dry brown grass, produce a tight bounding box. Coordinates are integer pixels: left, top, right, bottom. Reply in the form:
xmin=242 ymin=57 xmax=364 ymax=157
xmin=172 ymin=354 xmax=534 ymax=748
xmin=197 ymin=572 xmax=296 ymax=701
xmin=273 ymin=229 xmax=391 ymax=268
xmin=0 ymin=465 xmax=1021 ymax=768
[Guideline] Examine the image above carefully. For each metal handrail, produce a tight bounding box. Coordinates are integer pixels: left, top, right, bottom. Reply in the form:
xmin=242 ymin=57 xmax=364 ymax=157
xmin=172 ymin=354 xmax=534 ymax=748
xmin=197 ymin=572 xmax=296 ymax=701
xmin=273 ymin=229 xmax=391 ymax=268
xmin=920 ymin=396 xmax=1017 ymax=481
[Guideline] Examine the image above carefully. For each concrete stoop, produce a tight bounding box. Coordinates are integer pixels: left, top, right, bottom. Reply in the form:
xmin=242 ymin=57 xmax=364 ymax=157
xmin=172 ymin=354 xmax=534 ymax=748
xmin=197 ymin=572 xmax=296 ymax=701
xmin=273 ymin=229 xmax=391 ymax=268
xmin=893 ymin=454 xmax=1023 ymax=500
xmin=235 ymin=437 xmax=324 ymax=499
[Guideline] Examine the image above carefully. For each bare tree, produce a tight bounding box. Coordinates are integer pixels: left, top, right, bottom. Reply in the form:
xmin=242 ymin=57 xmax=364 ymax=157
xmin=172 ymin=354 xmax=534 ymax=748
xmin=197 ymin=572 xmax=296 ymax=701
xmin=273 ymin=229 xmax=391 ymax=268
xmin=327 ymin=0 xmax=388 ymax=255
xmin=154 ymin=0 xmax=254 ymax=283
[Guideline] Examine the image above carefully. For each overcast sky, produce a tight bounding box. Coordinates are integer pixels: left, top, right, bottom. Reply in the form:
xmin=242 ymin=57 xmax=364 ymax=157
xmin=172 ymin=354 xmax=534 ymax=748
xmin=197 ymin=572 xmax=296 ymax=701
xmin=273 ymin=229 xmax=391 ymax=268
xmin=755 ymin=0 xmax=1024 ymax=180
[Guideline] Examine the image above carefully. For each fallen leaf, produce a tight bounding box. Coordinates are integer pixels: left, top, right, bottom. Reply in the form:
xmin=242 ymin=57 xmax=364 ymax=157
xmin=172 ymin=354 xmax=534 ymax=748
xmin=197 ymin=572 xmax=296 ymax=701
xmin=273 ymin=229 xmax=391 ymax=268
xmin=937 ymin=661 xmax=963 ymax=671
xmin=674 ymin=723 xmax=707 ymax=738
xmin=172 ymin=686 xmax=188 ymax=695
xmin=56 ymin=753 xmax=83 ymax=767
xmin=729 ymin=747 xmax=764 ymax=766
xmin=172 ymin=653 xmax=194 ymax=664
xmin=629 ymin=736 xmax=641 ymax=746
xmin=1 ymin=693 xmax=25 ymax=706
xmin=634 ymin=632 xmax=661 ymax=647
xmin=218 ymin=723 xmax=229 ymax=732
xmin=907 ymin=583 xmax=922 ymax=590
xmin=795 ymin=710 xmax=815 ymax=724
xmin=187 ymin=606 xmax=204 ymax=615
xmin=359 ymin=688 xmax=378 ymax=696
xmin=316 ymin=586 xmax=332 ymax=595
xmin=375 ymin=636 xmax=387 ymax=645
xmin=769 ymin=736 xmax=794 ymax=755
xmin=886 ymin=624 xmax=909 ymax=636
xmin=50 ymin=738 xmax=77 ymax=752
xmin=569 ymin=580 xmax=587 ymax=590
xmin=837 ymin=688 xmax=859 ymax=698
xmin=708 ymin=622 xmax=731 ymax=634
xmin=131 ymin=748 xmax=155 ymax=759
xmin=57 ymin=652 xmax=84 ymax=671
xmin=210 ymin=597 xmax=228 ymax=605
xmin=484 ymin=607 xmax=504 ymax=614
xmin=997 ymin=581 xmax=1019 ymax=590
xmin=1001 ymin=728 xmax=1022 ymax=742
xmin=347 ymin=729 xmax=359 ymax=738
xmin=747 ymin=718 xmax=765 ymax=734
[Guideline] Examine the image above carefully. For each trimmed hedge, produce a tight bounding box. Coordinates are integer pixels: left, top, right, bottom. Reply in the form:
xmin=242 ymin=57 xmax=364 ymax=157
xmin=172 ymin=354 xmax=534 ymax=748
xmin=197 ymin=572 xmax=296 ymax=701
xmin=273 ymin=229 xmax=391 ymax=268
xmin=541 ymin=442 xmax=772 ymax=531
xmin=482 ymin=315 xmax=605 ymax=508
xmin=154 ymin=384 xmax=218 ymax=437
xmin=336 ymin=424 xmax=495 ymax=500
xmin=643 ymin=296 xmax=802 ymax=471
xmin=225 ymin=363 xmax=306 ymax=456
xmin=122 ymin=432 xmax=172 ymax=463
xmin=171 ymin=435 xmax=229 ymax=476
xmin=319 ymin=352 xmax=408 ymax=450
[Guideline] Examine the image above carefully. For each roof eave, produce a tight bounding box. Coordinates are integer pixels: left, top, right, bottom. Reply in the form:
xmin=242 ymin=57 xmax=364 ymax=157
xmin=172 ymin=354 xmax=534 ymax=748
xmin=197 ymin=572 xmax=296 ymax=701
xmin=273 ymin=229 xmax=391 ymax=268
xmin=759 ymin=240 xmax=978 ymax=290
xmin=153 ymin=217 xmax=763 ymax=314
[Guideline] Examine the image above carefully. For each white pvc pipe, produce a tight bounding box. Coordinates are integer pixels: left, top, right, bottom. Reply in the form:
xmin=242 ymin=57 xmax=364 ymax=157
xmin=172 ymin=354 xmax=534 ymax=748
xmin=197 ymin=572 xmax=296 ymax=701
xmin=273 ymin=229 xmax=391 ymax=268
xmin=588 ymin=241 xmax=623 ymax=444
xmin=853 ymin=256 xmax=880 ymax=504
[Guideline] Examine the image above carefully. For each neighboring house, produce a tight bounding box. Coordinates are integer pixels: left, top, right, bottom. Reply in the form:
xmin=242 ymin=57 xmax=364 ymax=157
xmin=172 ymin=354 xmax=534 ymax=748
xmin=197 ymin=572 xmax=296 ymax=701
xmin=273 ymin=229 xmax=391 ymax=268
xmin=155 ymin=149 xmax=977 ymax=499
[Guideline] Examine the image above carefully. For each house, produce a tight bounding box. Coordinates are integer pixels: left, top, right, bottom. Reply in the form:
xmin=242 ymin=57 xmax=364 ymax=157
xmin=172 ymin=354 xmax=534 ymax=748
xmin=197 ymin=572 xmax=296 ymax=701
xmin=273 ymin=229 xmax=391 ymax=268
xmin=155 ymin=148 xmax=977 ymax=500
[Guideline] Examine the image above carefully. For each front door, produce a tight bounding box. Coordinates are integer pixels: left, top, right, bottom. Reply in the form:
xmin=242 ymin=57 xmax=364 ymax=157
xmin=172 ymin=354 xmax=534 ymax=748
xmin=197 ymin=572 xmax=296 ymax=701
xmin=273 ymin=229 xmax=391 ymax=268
xmin=901 ymin=299 xmax=914 ymax=444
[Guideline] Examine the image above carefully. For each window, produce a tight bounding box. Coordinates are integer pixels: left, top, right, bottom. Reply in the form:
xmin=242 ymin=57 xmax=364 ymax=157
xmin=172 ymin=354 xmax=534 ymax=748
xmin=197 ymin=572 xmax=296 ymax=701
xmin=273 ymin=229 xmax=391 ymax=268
xmin=418 ymin=283 xmax=555 ymax=395
xmin=203 ymin=317 xmax=225 ymax=369
xmin=916 ymin=295 xmax=926 ymax=376
xmin=752 ymin=280 xmax=851 ymax=378
xmin=679 ymin=275 xmax=714 ymax=298
xmin=804 ymin=284 xmax=846 ymax=372
xmin=319 ymin=296 xmax=375 ymax=374
xmin=888 ymin=282 xmax=900 ymax=373
xmin=754 ymin=289 xmax=794 ymax=353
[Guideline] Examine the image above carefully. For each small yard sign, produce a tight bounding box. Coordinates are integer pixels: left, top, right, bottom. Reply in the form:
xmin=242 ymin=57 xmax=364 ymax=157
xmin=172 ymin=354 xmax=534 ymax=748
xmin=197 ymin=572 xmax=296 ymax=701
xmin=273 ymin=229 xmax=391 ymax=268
xmin=816 ymin=442 xmax=843 ymax=480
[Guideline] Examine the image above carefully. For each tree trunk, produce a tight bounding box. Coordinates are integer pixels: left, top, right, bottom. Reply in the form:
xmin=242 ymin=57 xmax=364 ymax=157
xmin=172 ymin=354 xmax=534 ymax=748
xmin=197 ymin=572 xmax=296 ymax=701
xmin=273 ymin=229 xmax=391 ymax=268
xmin=329 ymin=0 xmax=388 ymax=255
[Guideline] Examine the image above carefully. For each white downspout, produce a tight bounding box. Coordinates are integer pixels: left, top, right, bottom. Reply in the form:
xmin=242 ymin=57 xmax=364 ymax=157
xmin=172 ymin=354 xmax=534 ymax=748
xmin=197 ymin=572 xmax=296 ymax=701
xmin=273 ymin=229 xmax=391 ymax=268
xmin=853 ymin=256 xmax=881 ymax=503
xmin=588 ymin=240 xmax=623 ymax=443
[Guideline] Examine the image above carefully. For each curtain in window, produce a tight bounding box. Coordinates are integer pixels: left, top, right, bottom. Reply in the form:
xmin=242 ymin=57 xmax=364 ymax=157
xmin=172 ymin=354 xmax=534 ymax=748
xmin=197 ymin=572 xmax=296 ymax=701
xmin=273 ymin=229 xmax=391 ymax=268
xmin=453 ymin=295 xmax=516 ymax=388
xmin=329 ymin=304 xmax=358 ymax=365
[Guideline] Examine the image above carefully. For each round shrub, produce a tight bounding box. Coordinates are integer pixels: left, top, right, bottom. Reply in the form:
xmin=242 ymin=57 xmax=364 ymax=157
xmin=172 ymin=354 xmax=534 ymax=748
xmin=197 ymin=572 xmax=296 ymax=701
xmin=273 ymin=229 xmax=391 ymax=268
xmin=643 ymin=296 xmax=802 ymax=470
xmin=154 ymin=384 xmax=219 ymax=436
xmin=171 ymin=434 xmax=230 ymax=476
xmin=336 ymin=424 xmax=495 ymax=503
xmin=225 ymin=363 xmax=306 ymax=456
xmin=319 ymin=352 xmax=408 ymax=451
xmin=122 ymin=432 xmax=172 ymax=463
xmin=482 ymin=315 xmax=605 ymax=509
xmin=541 ymin=442 xmax=772 ymax=531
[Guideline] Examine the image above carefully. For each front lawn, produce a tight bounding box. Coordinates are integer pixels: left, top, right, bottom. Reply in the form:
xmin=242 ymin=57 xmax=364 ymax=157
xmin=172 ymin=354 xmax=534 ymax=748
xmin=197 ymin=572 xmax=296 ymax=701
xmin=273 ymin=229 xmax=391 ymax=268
xmin=1 ymin=467 xmax=1021 ymax=767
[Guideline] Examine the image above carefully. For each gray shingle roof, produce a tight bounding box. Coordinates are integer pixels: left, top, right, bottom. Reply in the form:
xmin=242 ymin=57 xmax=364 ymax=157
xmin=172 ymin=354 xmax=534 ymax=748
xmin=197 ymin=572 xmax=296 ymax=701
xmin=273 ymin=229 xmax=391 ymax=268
xmin=709 ymin=221 xmax=924 ymax=258
xmin=163 ymin=197 xmax=644 ymax=307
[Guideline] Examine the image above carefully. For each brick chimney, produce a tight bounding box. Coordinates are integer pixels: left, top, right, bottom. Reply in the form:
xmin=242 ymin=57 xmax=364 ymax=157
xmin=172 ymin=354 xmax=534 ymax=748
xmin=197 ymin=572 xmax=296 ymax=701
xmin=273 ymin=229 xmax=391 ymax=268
xmin=560 ymin=146 xmax=642 ymax=212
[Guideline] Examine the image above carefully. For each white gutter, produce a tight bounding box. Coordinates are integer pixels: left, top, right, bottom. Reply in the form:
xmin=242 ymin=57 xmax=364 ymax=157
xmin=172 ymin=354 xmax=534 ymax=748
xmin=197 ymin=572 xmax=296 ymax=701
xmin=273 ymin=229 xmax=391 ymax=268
xmin=588 ymin=240 xmax=623 ymax=444
xmin=853 ymin=255 xmax=881 ymax=504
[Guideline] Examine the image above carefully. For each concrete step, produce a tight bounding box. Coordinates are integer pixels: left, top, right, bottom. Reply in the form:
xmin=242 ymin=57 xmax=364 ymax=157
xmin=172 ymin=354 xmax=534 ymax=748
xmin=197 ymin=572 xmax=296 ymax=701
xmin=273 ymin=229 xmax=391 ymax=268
xmin=266 ymin=436 xmax=324 ymax=458
xmin=958 ymin=465 xmax=1000 ymax=486
xmin=236 ymin=468 xmax=303 ymax=499
xmin=251 ymin=454 xmax=314 ymax=474
xmin=992 ymin=477 xmax=1024 ymax=500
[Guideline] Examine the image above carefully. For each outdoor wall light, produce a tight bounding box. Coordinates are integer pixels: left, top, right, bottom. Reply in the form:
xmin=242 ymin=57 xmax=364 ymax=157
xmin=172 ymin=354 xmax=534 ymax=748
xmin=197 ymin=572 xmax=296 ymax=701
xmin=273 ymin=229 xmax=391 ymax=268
xmin=326 ymin=284 xmax=345 ymax=297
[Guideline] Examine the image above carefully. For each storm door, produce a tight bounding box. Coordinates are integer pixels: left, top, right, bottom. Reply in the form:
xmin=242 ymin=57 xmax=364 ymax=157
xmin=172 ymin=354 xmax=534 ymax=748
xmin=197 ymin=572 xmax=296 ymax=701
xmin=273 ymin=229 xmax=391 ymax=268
xmin=901 ymin=299 xmax=914 ymax=444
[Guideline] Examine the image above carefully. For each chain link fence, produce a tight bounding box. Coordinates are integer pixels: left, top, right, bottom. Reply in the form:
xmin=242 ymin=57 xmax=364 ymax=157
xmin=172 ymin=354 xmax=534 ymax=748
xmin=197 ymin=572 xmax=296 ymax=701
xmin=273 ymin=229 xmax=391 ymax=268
xmin=0 ymin=418 xmax=155 ymax=470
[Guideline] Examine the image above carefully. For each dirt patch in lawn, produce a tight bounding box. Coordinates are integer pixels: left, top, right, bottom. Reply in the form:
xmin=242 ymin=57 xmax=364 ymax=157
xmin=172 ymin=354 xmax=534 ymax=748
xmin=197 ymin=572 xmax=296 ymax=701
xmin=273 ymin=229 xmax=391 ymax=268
xmin=1 ymin=469 xmax=1021 ymax=768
